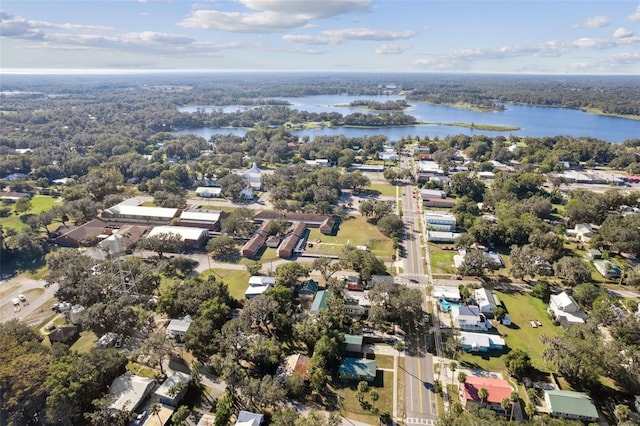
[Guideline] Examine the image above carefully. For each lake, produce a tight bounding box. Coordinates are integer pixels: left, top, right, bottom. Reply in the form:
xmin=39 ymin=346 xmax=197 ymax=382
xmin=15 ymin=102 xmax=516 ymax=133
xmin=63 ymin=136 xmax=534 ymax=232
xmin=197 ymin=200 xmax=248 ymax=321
xmin=176 ymin=95 xmax=640 ymax=143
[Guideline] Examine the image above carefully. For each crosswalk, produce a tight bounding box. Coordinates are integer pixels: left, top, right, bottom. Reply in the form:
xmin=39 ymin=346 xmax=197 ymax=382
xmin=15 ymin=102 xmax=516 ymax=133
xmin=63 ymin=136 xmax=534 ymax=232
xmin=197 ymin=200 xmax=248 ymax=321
xmin=406 ymin=418 xmax=435 ymax=425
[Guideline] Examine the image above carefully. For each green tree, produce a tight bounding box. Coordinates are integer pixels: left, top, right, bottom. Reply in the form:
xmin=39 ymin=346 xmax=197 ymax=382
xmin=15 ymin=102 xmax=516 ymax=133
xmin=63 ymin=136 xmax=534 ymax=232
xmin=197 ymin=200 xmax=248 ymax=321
xmin=493 ymin=306 xmax=507 ymax=322
xmin=614 ymin=404 xmax=630 ymax=423
xmin=171 ymin=405 xmax=190 ymax=426
xmin=245 ymin=260 xmax=263 ymax=276
xmin=206 ymin=235 xmax=238 ymax=260
xmin=14 ymin=196 xmax=32 ymax=214
xmin=572 ymin=282 xmax=601 ymax=309
xmin=214 ymin=392 xmax=234 ymax=426
xmin=276 ymin=262 xmax=309 ymax=287
xmin=139 ymin=232 xmax=185 ymax=258
xmin=553 ymin=256 xmax=591 ymax=286
xmin=478 ymin=387 xmax=489 ymax=405
xmin=311 ymin=256 xmax=339 ymax=282
xmin=377 ymin=214 xmax=403 ymax=239
xmin=531 ymin=280 xmax=551 ymax=303
xmin=505 ymin=349 xmax=531 ymax=378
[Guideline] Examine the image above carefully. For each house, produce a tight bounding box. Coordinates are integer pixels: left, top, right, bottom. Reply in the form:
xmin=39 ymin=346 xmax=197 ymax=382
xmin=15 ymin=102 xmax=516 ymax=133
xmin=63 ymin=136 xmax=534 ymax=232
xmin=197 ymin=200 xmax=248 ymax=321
xmin=544 ymin=390 xmax=599 ymax=422
xmin=0 ymin=191 xmax=30 ymax=203
xmin=245 ymin=276 xmax=276 ymax=299
xmin=458 ymin=331 xmax=505 ymax=352
xmin=305 ymin=159 xmax=331 ymax=167
xmin=349 ymin=164 xmax=385 ymax=172
xmin=310 ymin=290 xmax=329 ymax=315
xmin=277 ymin=221 xmax=306 ymax=258
xmin=47 ymin=325 xmax=79 ymax=345
xmin=98 ymin=225 xmax=149 ymax=253
xmin=433 ymin=286 xmax=461 ymax=303
xmin=423 ymin=211 xmax=456 ymax=231
xmin=240 ymin=186 xmax=255 ymax=199
xmin=101 ymin=202 xmax=180 ymax=225
xmin=344 ymin=334 xmax=364 ymax=353
xmin=593 ymin=259 xmax=622 ymax=279
xmin=243 ymin=163 xmax=263 ymax=190
xmin=339 ymin=358 xmax=377 ymax=382
xmin=419 ymin=189 xmax=446 ymax=200
xmin=427 ymin=231 xmax=459 ymax=243
xmin=549 ymin=292 xmax=587 ymax=324
xmin=343 ymin=290 xmax=371 ymax=318
xmin=266 ymin=235 xmax=280 ymax=248
xmin=474 ymin=288 xmax=498 ymax=314
xmin=298 ymin=279 xmax=319 ymax=299
xmin=566 ymin=223 xmax=593 ymax=242
xmin=107 ymin=372 xmax=155 ymax=412
xmin=177 ymin=210 xmax=226 ymax=231
xmin=155 ymin=371 xmax=191 ymax=407
xmin=276 ymin=354 xmax=310 ymax=381
xmin=52 ymin=219 xmax=112 ymax=247
xmin=463 ymin=375 xmax=513 ymax=413
xmin=585 ymin=248 xmax=602 ymax=260
xmin=235 ymin=410 xmax=264 ymax=426
xmin=167 ymin=315 xmax=194 ymax=341
xmin=452 ymin=305 xmax=491 ymax=332
xmin=453 ymin=249 xmax=503 ymax=269
xmin=240 ymin=220 xmax=271 ymax=258
xmin=146 ymin=226 xmax=208 ymax=249
xmin=97 ymin=332 xmax=119 ymax=349
xmin=195 ymin=187 xmax=222 ymax=198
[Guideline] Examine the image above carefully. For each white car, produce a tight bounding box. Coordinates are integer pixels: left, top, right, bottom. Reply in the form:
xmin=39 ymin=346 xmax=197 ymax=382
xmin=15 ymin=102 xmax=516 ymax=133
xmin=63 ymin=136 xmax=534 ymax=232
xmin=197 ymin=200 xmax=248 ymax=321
xmin=18 ymin=294 xmax=27 ymax=302
xmin=12 ymin=298 xmax=20 ymax=306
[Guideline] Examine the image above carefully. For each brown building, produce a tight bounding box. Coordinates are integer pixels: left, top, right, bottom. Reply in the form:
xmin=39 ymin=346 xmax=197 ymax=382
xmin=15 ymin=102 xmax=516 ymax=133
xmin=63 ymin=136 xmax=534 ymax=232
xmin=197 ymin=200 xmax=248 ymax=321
xmin=422 ymin=198 xmax=455 ymax=208
xmin=240 ymin=220 xmax=271 ymax=258
xmin=52 ymin=219 xmax=112 ymax=247
xmin=253 ymin=212 xmax=336 ymax=235
xmin=277 ymin=221 xmax=307 ymax=258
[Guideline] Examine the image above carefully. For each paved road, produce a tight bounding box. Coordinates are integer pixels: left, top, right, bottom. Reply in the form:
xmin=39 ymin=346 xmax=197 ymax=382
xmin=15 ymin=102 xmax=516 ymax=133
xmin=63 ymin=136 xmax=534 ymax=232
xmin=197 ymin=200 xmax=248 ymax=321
xmin=397 ymin=151 xmax=438 ymax=425
xmin=0 ymin=276 xmax=58 ymax=326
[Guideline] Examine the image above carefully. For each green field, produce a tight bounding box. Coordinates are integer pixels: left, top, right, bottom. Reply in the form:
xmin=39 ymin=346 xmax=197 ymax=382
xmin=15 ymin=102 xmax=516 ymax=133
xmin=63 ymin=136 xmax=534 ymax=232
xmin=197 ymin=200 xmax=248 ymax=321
xmin=337 ymin=370 xmax=394 ymax=423
xmin=202 ymin=268 xmax=251 ymax=301
xmin=459 ymin=292 xmax=560 ymax=373
xmin=429 ymin=246 xmax=456 ymax=274
xmin=0 ymin=195 xmax=62 ymax=231
xmin=306 ymin=216 xmax=394 ymax=260
xmin=365 ymin=182 xmax=398 ymax=197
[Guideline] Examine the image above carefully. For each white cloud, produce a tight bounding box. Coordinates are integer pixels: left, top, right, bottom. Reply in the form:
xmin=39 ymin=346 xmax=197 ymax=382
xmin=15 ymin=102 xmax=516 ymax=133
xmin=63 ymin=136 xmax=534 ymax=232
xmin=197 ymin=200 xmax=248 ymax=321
xmin=179 ymin=0 xmax=371 ymax=33
xmin=282 ymin=34 xmax=332 ymax=45
xmin=613 ymin=27 xmax=633 ymax=39
xmin=628 ymin=5 xmax=640 ymax=23
xmin=374 ymin=43 xmax=409 ymax=54
xmin=322 ymin=28 xmax=414 ymax=41
xmin=0 ymin=12 xmax=114 ymax=40
xmin=573 ymin=15 xmax=610 ymax=28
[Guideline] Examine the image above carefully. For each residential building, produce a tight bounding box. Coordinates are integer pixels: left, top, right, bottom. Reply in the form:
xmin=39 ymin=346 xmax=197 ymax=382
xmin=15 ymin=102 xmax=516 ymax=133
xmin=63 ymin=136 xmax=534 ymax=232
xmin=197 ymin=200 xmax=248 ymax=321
xmin=235 ymin=410 xmax=264 ymax=426
xmin=474 ymin=288 xmax=498 ymax=314
xmin=167 ymin=315 xmax=194 ymax=341
xmin=305 ymin=159 xmax=331 ymax=167
xmin=253 ymin=211 xmax=335 ymax=235
xmin=107 ymin=372 xmax=155 ymax=412
xmin=155 ymin=371 xmax=191 ymax=407
xmin=195 ymin=187 xmax=222 ymax=198
xmin=452 ymin=305 xmax=491 ymax=332
xmin=458 ymin=331 xmax=505 ymax=352
xmin=146 ymin=226 xmax=208 ymax=249
xmin=240 ymin=186 xmax=255 ymax=199
xmin=0 ymin=191 xmax=30 ymax=203
xmin=424 ymin=211 xmax=456 ymax=231
xmin=266 ymin=235 xmax=281 ymax=248
xmin=47 ymin=325 xmax=79 ymax=345
xmin=593 ymin=259 xmax=622 ymax=279
xmin=419 ymin=189 xmax=446 ymax=199
xmin=566 ymin=223 xmax=593 ymax=242
xmin=276 ymin=354 xmax=310 ymax=381
xmin=433 ymin=286 xmax=461 ymax=303
xmin=349 ymin=164 xmax=385 ymax=172
xmin=297 ymin=279 xmax=319 ymax=299
xmin=463 ymin=375 xmax=513 ymax=413
xmin=339 ymin=358 xmax=377 ymax=382
xmin=343 ymin=290 xmax=371 ymax=318
xmin=423 ymin=198 xmax=455 ymax=208
xmin=243 ymin=163 xmax=263 ymax=190
xmin=344 ymin=334 xmax=364 ymax=353
xmin=310 ymin=290 xmax=329 ymax=315
xmin=544 ymin=390 xmax=598 ymax=422
xmin=277 ymin=221 xmax=306 ymax=258
xmin=245 ymin=276 xmax=276 ymax=299
xmin=549 ymin=292 xmax=587 ymax=324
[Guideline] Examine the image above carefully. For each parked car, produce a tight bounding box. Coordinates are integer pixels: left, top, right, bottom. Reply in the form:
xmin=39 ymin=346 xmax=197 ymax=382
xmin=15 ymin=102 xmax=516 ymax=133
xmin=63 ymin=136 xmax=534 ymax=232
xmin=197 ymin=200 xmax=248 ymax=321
xmin=133 ymin=411 xmax=147 ymax=426
xmin=18 ymin=294 xmax=27 ymax=302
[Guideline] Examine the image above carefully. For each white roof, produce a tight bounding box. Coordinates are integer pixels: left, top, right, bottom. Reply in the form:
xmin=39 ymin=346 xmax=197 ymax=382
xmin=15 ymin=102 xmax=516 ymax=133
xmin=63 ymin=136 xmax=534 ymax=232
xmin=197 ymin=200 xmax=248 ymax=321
xmin=427 ymin=231 xmax=458 ymax=241
xmin=196 ymin=186 xmax=222 ymax=194
xmin=433 ymin=286 xmax=461 ymax=300
xmin=423 ymin=210 xmax=456 ymax=220
xmin=249 ymin=276 xmax=276 ymax=286
xmin=180 ymin=210 xmax=222 ymax=222
xmin=155 ymin=371 xmax=190 ymax=399
xmin=459 ymin=331 xmax=505 ymax=348
xmin=244 ymin=162 xmax=262 ymax=177
xmin=475 ymin=288 xmax=497 ymax=308
xmin=108 ymin=373 xmax=155 ymax=412
xmin=550 ymin=292 xmax=577 ymax=310
xmin=167 ymin=315 xmax=194 ymax=333
xmin=148 ymin=226 xmax=208 ymax=241
xmin=106 ymin=204 xmax=178 ymax=219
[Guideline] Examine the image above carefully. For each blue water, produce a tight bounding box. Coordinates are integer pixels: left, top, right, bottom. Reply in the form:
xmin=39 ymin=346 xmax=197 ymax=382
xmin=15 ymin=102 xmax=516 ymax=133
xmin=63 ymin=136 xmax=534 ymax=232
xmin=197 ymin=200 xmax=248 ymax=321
xmin=177 ymin=94 xmax=640 ymax=143
xmin=440 ymin=299 xmax=461 ymax=312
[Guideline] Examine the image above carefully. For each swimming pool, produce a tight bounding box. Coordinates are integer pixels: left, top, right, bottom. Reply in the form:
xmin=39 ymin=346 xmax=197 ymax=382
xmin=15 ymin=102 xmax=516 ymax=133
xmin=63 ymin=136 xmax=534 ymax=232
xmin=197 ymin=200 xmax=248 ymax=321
xmin=440 ymin=299 xmax=461 ymax=312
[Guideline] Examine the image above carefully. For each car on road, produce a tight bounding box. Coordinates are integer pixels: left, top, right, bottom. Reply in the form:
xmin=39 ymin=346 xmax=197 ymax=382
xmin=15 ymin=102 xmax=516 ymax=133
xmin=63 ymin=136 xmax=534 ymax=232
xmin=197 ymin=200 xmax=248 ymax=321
xmin=409 ymin=278 xmax=419 ymax=283
xmin=18 ymin=294 xmax=27 ymax=302
xmin=133 ymin=411 xmax=147 ymax=425
xmin=12 ymin=298 xmax=20 ymax=306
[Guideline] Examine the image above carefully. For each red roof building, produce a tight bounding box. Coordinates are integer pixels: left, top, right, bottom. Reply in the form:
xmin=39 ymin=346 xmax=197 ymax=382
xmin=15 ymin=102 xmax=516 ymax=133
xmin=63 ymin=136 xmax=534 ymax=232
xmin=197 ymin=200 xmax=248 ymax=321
xmin=463 ymin=375 xmax=513 ymax=413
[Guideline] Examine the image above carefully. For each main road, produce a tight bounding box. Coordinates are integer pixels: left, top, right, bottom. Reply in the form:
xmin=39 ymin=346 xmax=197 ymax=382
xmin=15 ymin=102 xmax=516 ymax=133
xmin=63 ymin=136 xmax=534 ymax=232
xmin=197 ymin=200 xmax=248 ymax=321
xmin=397 ymin=151 xmax=438 ymax=425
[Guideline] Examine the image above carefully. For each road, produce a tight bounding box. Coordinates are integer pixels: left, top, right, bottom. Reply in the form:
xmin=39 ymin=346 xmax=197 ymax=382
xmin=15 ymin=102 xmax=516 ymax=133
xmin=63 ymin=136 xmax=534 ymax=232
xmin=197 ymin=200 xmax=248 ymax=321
xmin=0 ymin=276 xmax=59 ymax=327
xmin=397 ymin=151 xmax=438 ymax=425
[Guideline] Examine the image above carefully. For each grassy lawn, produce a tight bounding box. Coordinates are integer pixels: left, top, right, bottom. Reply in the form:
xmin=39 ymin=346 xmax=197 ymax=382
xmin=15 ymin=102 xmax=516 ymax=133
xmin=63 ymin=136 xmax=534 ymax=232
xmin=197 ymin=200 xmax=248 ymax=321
xmin=459 ymin=291 xmax=560 ymax=373
xmin=0 ymin=195 xmax=62 ymax=231
xmin=374 ymin=354 xmax=394 ymax=370
xmin=70 ymin=331 xmax=98 ymax=353
xmin=447 ymin=384 xmax=460 ymax=404
xmin=338 ymin=370 xmax=394 ymax=423
xmin=202 ymin=268 xmax=250 ymax=301
xmin=306 ymin=216 xmax=394 ymax=260
xmin=127 ymin=361 xmax=157 ymax=379
xmin=366 ymin=182 xmax=398 ymax=197
xmin=429 ymin=246 xmax=456 ymax=274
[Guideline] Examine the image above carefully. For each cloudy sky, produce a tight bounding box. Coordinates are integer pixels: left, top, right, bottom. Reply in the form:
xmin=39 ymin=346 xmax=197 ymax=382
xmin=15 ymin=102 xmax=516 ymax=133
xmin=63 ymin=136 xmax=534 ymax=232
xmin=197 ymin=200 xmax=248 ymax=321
xmin=1 ymin=0 xmax=639 ymax=74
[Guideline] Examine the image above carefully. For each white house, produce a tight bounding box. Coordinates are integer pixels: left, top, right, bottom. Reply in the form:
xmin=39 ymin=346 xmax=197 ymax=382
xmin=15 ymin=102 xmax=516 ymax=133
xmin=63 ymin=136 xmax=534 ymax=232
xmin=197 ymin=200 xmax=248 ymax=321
xmin=195 ymin=187 xmax=222 ymax=198
xmin=458 ymin=331 xmax=505 ymax=352
xmin=107 ymin=372 xmax=155 ymax=412
xmin=566 ymin=224 xmax=593 ymax=242
xmin=549 ymin=292 xmax=586 ymax=324
xmin=167 ymin=315 xmax=194 ymax=341
xmin=433 ymin=286 xmax=461 ymax=303
xmin=452 ymin=305 xmax=491 ymax=332
xmin=427 ymin=231 xmax=459 ymax=243
xmin=243 ymin=163 xmax=263 ymax=190
xmin=305 ymin=159 xmax=331 ymax=167
xmin=240 ymin=186 xmax=255 ymax=199
xmin=235 ymin=411 xmax=264 ymax=426
xmin=245 ymin=276 xmax=276 ymax=299
xmin=155 ymin=371 xmax=191 ymax=407
xmin=474 ymin=288 xmax=498 ymax=314
xmin=424 ymin=211 xmax=457 ymax=231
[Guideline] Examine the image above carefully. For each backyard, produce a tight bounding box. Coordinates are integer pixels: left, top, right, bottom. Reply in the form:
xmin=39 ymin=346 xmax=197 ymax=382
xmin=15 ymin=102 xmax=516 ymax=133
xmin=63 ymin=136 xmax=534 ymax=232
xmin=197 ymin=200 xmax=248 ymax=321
xmin=0 ymin=195 xmax=62 ymax=231
xmin=337 ymin=370 xmax=394 ymax=423
xmin=201 ymin=268 xmax=250 ymax=301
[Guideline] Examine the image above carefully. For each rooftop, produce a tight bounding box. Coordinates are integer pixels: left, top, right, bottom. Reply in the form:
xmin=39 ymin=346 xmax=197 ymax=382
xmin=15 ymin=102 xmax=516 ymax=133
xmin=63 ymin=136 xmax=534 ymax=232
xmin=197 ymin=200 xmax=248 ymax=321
xmin=545 ymin=389 xmax=598 ymax=419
